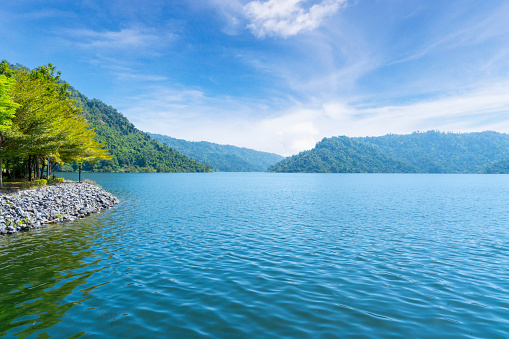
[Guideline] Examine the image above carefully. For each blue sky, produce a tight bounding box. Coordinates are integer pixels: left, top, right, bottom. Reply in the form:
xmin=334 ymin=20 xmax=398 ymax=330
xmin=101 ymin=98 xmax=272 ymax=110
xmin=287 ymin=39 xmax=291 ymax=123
xmin=2 ymin=0 xmax=509 ymax=155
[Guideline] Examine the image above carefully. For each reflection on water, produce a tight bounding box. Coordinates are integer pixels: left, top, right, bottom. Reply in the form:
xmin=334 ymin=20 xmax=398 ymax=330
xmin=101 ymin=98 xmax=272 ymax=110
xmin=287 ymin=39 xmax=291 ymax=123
xmin=1 ymin=173 xmax=509 ymax=337
xmin=0 ymin=214 xmax=111 ymax=337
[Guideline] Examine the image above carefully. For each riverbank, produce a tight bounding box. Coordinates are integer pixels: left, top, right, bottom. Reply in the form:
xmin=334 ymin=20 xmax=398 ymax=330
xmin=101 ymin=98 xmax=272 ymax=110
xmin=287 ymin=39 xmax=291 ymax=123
xmin=0 ymin=182 xmax=119 ymax=235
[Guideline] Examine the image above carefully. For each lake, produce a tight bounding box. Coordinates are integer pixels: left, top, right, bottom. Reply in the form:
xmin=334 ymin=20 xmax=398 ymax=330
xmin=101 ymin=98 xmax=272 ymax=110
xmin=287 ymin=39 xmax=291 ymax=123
xmin=1 ymin=173 xmax=509 ymax=338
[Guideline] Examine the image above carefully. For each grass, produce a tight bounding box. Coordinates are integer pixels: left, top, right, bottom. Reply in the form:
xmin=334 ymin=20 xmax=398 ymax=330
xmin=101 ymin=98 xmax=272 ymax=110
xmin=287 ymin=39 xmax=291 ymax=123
xmin=0 ymin=180 xmax=26 ymax=191
xmin=1 ymin=176 xmax=65 ymax=192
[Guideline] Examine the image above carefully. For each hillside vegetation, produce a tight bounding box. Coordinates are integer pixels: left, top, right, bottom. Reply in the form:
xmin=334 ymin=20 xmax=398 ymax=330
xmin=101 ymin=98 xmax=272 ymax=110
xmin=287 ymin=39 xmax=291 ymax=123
xmin=150 ymin=133 xmax=284 ymax=172
xmin=63 ymin=88 xmax=211 ymax=173
xmin=269 ymin=131 xmax=509 ymax=173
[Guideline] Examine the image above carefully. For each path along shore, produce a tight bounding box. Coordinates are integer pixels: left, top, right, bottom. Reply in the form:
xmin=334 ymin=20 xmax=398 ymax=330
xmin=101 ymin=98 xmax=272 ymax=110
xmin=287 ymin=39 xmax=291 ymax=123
xmin=0 ymin=182 xmax=119 ymax=235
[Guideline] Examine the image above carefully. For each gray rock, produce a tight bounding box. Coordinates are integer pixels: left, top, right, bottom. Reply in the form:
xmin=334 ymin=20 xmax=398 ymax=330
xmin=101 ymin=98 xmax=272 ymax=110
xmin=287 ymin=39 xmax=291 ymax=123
xmin=1 ymin=182 xmax=119 ymax=236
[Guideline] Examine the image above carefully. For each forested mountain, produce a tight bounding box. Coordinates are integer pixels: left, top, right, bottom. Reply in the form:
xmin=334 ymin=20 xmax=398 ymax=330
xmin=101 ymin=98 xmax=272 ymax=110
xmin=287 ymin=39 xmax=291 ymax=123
xmin=269 ymin=131 xmax=509 ymax=173
xmin=61 ymin=88 xmax=211 ymax=173
xmin=149 ymin=133 xmax=284 ymax=172
xmin=269 ymin=136 xmax=418 ymax=173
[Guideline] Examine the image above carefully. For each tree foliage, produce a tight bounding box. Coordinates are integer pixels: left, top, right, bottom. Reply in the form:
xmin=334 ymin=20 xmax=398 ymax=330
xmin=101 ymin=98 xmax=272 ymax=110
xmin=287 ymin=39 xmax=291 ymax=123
xmin=0 ymin=60 xmax=111 ymax=185
xmin=0 ymin=74 xmax=19 ymax=131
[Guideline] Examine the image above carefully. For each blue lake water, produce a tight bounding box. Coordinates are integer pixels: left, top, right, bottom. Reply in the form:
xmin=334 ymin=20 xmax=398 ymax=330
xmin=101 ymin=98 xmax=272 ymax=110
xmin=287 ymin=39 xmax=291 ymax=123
xmin=1 ymin=173 xmax=509 ymax=338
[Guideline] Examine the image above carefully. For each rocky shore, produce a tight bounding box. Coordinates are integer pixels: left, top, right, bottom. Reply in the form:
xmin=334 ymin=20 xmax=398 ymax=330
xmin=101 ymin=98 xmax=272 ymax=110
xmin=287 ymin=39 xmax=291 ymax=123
xmin=0 ymin=182 xmax=119 ymax=236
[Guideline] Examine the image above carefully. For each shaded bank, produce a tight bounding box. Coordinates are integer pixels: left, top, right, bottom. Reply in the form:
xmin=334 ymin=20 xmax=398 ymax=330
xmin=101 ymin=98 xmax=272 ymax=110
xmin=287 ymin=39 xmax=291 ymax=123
xmin=0 ymin=182 xmax=119 ymax=235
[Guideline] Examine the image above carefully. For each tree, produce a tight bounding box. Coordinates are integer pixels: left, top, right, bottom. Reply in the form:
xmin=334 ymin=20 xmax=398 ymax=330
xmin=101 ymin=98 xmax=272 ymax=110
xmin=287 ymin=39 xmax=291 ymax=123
xmin=0 ymin=61 xmax=111 ymax=184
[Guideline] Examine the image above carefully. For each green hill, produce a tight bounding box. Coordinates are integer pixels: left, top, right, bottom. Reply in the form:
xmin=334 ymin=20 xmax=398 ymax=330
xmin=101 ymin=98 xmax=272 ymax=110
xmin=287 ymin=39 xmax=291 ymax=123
xmin=269 ymin=136 xmax=418 ymax=173
xmin=149 ymin=133 xmax=284 ymax=172
xmin=61 ymin=88 xmax=211 ymax=173
xmin=269 ymin=131 xmax=509 ymax=173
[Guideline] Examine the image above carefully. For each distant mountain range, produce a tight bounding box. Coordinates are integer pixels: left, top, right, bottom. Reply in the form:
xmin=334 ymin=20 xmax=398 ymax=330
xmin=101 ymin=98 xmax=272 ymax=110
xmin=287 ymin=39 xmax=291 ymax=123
xmin=269 ymin=131 xmax=509 ymax=173
xmin=149 ymin=133 xmax=284 ymax=172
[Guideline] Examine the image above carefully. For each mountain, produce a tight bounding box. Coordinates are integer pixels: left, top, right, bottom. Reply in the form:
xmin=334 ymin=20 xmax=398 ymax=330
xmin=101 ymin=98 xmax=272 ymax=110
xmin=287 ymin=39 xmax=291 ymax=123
xmin=269 ymin=131 xmax=509 ymax=173
xmin=149 ymin=133 xmax=284 ymax=172
xmin=268 ymin=136 xmax=418 ymax=173
xmin=61 ymin=88 xmax=211 ymax=173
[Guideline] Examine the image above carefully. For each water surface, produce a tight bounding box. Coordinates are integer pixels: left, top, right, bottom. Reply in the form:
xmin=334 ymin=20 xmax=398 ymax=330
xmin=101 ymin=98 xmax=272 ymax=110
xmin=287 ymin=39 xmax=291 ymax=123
xmin=1 ymin=173 xmax=509 ymax=337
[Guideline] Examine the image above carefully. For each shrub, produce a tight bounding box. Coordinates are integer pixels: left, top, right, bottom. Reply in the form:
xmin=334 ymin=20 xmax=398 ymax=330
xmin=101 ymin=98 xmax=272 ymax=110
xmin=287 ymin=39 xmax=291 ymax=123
xmin=48 ymin=176 xmax=65 ymax=185
xmin=34 ymin=179 xmax=47 ymax=187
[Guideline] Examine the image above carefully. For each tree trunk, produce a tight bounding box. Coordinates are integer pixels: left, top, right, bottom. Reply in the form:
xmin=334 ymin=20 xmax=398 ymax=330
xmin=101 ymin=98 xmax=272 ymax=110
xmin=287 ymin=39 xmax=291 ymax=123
xmin=28 ymin=155 xmax=32 ymax=181
xmin=34 ymin=156 xmax=39 ymax=180
xmin=40 ymin=158 xmax=45 ymax=179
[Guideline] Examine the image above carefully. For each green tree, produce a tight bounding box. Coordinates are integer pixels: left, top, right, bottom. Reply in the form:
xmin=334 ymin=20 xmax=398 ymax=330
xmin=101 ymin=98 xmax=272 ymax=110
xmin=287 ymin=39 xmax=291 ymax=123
xmin=0 ymin=61 xmax=111 ymax=182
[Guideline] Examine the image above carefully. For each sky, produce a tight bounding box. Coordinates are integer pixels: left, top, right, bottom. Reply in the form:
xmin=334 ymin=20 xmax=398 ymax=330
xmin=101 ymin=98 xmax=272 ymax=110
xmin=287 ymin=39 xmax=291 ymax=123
xmin=1 ymin=0 xmax=509 ymax=156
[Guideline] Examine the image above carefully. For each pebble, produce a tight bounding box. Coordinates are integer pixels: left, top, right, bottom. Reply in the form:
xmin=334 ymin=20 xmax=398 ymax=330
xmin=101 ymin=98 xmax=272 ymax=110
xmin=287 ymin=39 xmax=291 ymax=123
xmin=0 ymin=182 xmax=119 ymax=236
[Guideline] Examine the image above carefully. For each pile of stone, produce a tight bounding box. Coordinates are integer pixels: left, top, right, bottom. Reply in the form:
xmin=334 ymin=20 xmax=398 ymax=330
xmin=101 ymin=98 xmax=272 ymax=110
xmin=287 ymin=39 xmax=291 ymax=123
xmin=0 ymin=182 xmax=119 ymax=235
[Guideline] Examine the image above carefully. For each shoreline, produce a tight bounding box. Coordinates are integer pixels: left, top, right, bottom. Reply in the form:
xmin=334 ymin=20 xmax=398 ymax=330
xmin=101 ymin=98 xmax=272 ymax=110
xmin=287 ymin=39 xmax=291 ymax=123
xmin=0 ymin=182 xmax=119 ymax=236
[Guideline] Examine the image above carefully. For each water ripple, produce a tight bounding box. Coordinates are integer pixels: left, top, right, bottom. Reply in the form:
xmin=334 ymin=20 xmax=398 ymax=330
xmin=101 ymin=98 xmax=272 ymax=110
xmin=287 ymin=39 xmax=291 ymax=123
xmin=2 ymin=173 xmax=509 ymax=337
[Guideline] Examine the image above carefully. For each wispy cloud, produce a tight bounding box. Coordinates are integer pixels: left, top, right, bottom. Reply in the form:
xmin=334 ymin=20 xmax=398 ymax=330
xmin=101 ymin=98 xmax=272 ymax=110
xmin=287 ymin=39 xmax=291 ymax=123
xmin=0 ymin=6 xmax=76 ymax=23
xmin=244 ymin=0 xmax=347 ymax=38
xmin=112 ymin=72 xmax=168 ymax=82
xmin=82 ymin=55 xmax=168 ymax=85
xmin=206 ymin=0 xmax=245 ymax=35
xmin=390 ymin=2 xmax=509 ymax=66
xmin=55 ymin=26 xmax=177 ymax=84
xmin=115 ymin=79 xmax=509 ymax=156
xmin=63 ymin=27 xmax=176 ymax=51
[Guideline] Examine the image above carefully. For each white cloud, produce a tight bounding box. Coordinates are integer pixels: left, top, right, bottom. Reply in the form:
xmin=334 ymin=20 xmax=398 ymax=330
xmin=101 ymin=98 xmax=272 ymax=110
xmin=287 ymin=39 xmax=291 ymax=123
xmin=66 ymin=27 xmax=175 ymax=50
xmin=244 ymin=0 xmax=347 ymax=38
xmin=255 ymin=82 xmax=509 ymax=155
xmin=115 ymin=80 xmax=509 ymax=157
